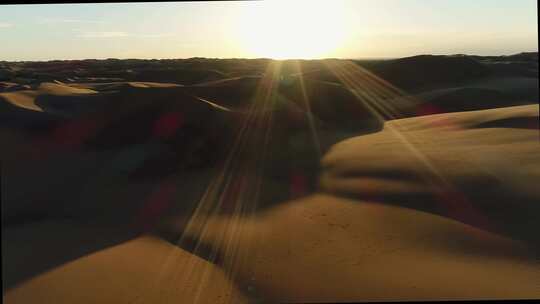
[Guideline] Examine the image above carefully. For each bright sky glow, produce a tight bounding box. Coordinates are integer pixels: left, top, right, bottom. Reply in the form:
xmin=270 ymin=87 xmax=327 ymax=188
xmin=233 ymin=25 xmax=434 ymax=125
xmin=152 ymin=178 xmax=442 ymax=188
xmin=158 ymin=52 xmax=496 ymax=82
xmin=0 ymin=0 xmax=537 ymax=61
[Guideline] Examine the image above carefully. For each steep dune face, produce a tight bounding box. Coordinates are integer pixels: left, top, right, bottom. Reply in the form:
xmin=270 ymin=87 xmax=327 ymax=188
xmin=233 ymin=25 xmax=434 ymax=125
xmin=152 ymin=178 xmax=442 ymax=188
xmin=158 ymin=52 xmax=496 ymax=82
xmin=0 ymin=82 xmax=106 ymax=132
xmin=320 ymin=104 xmax=540 ymax=244
xmin=0 ymin=82 xmax=98 ymax=112
xmin=170 ymin=104 xmax=540 ymax=303
xmin=3 ymin=225 xmax=248 ymax=304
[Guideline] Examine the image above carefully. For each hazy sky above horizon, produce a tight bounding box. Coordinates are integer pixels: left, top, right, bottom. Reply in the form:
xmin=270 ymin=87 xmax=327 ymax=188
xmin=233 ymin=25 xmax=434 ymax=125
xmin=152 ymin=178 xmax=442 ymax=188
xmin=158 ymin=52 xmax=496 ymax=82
xmin=0 ymin=0 xmax=537 ymax=61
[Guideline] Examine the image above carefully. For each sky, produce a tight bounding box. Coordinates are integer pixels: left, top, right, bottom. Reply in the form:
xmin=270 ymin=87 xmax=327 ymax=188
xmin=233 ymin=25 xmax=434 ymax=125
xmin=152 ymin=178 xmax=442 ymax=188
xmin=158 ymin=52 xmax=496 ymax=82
xmin=0 ymin=0 xmax=538 ymax=61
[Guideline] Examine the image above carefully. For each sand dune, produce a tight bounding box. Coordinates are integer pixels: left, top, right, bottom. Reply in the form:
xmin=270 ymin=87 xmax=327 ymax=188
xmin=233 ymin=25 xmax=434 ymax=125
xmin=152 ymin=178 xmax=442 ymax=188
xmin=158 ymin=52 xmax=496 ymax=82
xmin=320 ymin=104 xmax=540 ymax=243
xmin=169 ymin=104 xmax=540 ymax=302
xmin=368 ymin=55 xmax=491 ymax=91
xmin=0 ymin=82 xmax=97 ymax=111
xmin=174 ymin=194 xmax=539 ymax=302
xmin=3 ymin=222 xmax=247 ymax=304
xmin=2 ymin=56 xmax=539 ymax=303
xmin=1 ymin=90 xmax=42 ymax=111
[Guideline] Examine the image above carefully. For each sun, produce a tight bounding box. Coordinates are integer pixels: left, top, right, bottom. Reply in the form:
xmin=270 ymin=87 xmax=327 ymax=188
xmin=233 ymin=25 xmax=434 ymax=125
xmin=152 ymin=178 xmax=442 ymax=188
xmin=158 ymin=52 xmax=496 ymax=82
xmin=235 ymin=0 xmax=348 ymax=59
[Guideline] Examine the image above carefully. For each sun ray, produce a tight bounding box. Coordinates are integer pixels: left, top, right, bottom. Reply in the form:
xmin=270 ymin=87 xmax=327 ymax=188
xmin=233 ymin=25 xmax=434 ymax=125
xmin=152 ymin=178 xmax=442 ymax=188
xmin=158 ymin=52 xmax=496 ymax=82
xmin=152 ymin=61 xmax=283 ymax=298
xmin=293 ymin=60 xmax=322 ymax=158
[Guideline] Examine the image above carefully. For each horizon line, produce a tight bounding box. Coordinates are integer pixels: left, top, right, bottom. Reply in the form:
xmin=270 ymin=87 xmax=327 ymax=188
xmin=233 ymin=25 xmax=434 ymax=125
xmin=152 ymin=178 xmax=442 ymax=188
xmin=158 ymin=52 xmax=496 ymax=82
xmin=1 ymin=51 xmax=538 ymax=63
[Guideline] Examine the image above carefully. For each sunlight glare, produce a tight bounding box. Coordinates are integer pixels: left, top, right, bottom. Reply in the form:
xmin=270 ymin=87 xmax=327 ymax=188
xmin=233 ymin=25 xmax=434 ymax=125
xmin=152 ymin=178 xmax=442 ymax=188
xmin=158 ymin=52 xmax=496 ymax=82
xmin=235 ymin=0 xmax=348 ymax=59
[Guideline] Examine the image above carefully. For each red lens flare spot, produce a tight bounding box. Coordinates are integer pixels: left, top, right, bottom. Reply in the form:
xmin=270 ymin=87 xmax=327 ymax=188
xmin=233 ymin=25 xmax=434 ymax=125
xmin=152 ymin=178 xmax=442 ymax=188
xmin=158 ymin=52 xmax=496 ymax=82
xmin=436 ymin=189 xmax=492 ymax=236
xmin=52 ymin=119 xmax=100 ymax=149
xmin=417 ymin=104 xmax=459 ymax=128
xmin=134 ymin=181 xmax=177 ymax=232
xmin=290 ymin=171 xmax=308 ymax=199
xmin=416 ymin=104 xmax=441 ymax=117
xmin=27 ymin=118 xmax=100 ymax=160
xmin=153 ymin=112 xmax=184 ymax=139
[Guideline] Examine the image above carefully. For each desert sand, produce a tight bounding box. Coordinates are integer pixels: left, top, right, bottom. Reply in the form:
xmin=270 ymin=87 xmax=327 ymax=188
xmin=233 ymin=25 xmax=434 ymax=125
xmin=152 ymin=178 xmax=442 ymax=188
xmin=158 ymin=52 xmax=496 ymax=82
xmin=171 ymin=104 xmax=540 ymax=302
xmin=3 ymin=223 xmax=247 ymax=304
xmin=2 ymin=55 xmax=539 ymax=303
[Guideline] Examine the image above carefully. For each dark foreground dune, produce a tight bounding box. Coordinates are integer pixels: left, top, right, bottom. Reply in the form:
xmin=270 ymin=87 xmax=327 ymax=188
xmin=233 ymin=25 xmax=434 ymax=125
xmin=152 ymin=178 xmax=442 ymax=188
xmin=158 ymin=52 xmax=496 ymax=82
xmin=2 ymin=55 xmax=539 ymax=303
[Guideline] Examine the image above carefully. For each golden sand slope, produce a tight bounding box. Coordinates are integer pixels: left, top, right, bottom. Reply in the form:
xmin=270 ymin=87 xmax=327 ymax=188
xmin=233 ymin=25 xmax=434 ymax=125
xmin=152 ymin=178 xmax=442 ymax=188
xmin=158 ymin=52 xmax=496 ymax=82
xmin=320 ymin=104 xmax=540 ymax=242
xmin=0 ymin=83 xmax=97 ymax=112
xmin=174 ymin=104 xmax=540 ymax=302
xmin=178 ymin=194 xmax=539 ymax=302
xmin=3 ymin=222 xmax=247 ymax=304
xmin=0 ymin=81 xmax=184 ymax=115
